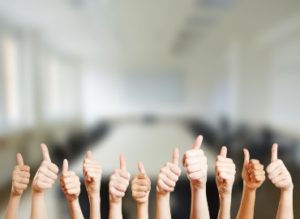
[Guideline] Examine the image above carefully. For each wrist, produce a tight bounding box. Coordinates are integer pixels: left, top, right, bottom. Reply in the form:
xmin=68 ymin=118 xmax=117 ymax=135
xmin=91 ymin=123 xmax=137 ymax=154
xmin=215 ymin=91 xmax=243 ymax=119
xmin=191 ymin=182 xmax=206 ymax=192
xmin=281 ymin=184 xmax=294 ymax=193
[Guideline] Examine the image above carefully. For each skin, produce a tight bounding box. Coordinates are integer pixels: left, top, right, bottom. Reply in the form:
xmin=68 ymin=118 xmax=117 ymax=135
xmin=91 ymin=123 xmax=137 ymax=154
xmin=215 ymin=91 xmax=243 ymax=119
xmin=215 ymin=146 xmax=236 ymax=219
xmin=266 ymin=143 xmax=294 ymax=219
xmin=182 ymin=135 xmax=210 ymax=219
xmin=60 ymin=159 xmax=84 ymax=219
xmin=30 ymin=143 xmax=59 ymax=219
xmin=4 ymin=153 xmax=30 ymax=219
xmin=236 ymin=148 xmax=265 ymax=219
xmin=83 ymin=151 xmax=102 ymax=219
xmin=131 ymin=162 xmax=151 ymax=219
xmin=109 ymin=155 xmax=130 ymax=219
xmin=155 ymin=148 xmax=181 ymax=219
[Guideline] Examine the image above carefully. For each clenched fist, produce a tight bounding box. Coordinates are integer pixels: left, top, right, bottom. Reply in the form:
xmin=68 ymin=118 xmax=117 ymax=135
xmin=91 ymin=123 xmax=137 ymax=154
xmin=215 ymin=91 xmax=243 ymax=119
xmin=242 ymin=149 xmax=265 ymax=190
xmin=11 ymin=153 xmax=30 ymax=196
xmin=109 ymin=155 xmax=130 ymax=203
xmin=60 ymin=159 xmax=81 ymax=202
xmin=32 ymin=144 xmax=58 ymax=193
xmin=215 ymin=146 xmax=236 ymax=198
xmin=183 ymin=135 xmax=207 ymax=190
xmin=131 ymin=162 xmax=151 ymax=204
xmin=156 ymin=148 xmax=181 ymax=195
xmin=83 ymin=151 xmax=102 ymax=199
xmin=267 ymin=143 xmax=293 ymax=191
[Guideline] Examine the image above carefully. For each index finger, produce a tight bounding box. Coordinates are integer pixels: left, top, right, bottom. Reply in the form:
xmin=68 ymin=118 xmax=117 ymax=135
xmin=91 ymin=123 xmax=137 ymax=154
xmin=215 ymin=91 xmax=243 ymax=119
xmin=271 ymin=143 xmax=278 ymax=162
xmin=40 ymin=143 xmax=51 ymax=162
xmin=192 ymin=135 xmax=203 ymax=149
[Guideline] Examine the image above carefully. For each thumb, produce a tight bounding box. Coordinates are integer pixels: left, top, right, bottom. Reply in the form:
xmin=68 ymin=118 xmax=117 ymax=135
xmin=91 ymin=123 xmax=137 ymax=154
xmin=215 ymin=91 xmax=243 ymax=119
xmin=40 ymin=143 xmax=51 ymax=162
xmin=219 ymin=146 xmax=227 ymax=157
xmin=243 ymin=148 xmax=250 ymax=166
xmin=172 ymin=147 xmax=179 ymax=165
xmin=138 ymin=162 xmax=145 ymax=174
xmin=16 ymin=153 xmax=24 ymax=166
xmin=192 ymin=135 xmax=203 ymax=149
xmin=271 ymin=143 xmax=278 ymax=162
xmin=120 ymin=154 xmax=126 ymax=170
xmin=63 ymin=159 xmax=68 ymax=173
xmin=85 ymin=150 xmax=93 ymax=160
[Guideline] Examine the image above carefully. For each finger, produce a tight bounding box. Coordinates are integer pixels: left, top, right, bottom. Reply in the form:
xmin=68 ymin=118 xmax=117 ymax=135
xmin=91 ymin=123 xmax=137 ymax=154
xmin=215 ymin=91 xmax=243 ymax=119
xmin=219 ymin=146 xmax=227 ymax=157
xmin=243 ymin=148 xmax=250 ymax=166
xmin=86 ymin=151 xmax=93 ymax=160
xmin=40 ymin=143 xmax=51 ymax=162
xmin=120 ymin=154 xmax=126 ymax=170
xmin=172 ymin=148 xmax=179 ymax=166
xmin=16 ymin=153 xmax=24 ymax=166
xmin=138 ymin=162 xmax=145 ymax=174
xmin=192 ymin=135 xmax=203 ymax=149
xmin=63 ymin=159 xmax=68 ymax=174
xmin=271 ymin=143 xmax=278 ymax=162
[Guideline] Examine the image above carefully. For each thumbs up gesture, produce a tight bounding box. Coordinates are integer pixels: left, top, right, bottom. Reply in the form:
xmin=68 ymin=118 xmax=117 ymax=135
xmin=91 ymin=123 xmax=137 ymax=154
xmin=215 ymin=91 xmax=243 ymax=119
xmin=215 ymin=146 xmax=236 ymax=198
xmin=156 ymin=148 xmax=181 ymax=195
xmin=131 ymin=162 xmax=151 ymax=203
xmin=266 ymin=144 xmax=293 ymax=191
xmin=242 ymin=148 xmax=265 ymax=190
xmin=11 ymin=153 xmax=30 ymax=196
xmin=32 ymin=144 xmax=59 ymax=193
xmin=109 ymin=155 xmax=131 ymax=203
xmin=182 ymin=135 xmax=207 ymax=190
xmin=83 ymin=151 xmax=102 ymax=199
xmin=60 ymin=159 xmax=81 ymax=202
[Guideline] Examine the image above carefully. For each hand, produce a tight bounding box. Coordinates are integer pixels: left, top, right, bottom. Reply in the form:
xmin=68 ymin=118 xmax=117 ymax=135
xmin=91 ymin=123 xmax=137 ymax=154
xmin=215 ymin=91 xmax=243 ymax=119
xmin=60 ymin=159 xmax=81 ymax=202
xmin=131 ymin=162 xmax=151 ymax=204
xmin=156 ymin=148 xmax=181 ymax=195
xmin=267 ymin=143 xmax=293 ymax=191
xmin=11 ymin=153 xmax=30 ymax=196
xmin=242 ymin=149 xmax=265 ymax=190
xmin=32 ymin=144 xmax=59 ymax=193
xmin=109 ymin=155 xmax=130 ymax=203
xmin=83 ymin=151 xmax=102 ymax=199
xmin=183 ymin=135 xmax=207 ymax=190
xmin=215 ymin=146 xmax=236 ymax=198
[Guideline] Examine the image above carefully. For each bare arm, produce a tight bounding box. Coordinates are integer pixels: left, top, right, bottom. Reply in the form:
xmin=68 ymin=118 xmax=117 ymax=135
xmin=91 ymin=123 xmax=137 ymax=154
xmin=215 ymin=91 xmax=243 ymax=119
xmin=156 ymin=192 xmax=171 ymax=219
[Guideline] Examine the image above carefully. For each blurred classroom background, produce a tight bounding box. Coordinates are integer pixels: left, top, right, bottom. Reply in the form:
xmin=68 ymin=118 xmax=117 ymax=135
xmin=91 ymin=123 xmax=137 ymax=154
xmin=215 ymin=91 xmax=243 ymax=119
xmin=0 ymin=0 xmax=300 ymax=218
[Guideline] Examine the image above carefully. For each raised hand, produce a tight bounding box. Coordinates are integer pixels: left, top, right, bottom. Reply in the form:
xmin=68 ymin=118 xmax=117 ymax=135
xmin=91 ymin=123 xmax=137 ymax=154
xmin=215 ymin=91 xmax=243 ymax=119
xmin=60 ymin=159 xmax=81 ymax=202
xmin=267 ymin=144 xmax=293 ymax=191
xmin=156 ymin=148 xmax=181 ymax=195
xmin=83 ymin=151 xmax=102 ymax=199
xmin=215 ymin=146 xmax=236 ymax=198
xmin=32 ymin=144 xmax=59 ymax=193
xmin=131 ymin=162 xmax=151 ymax=204
xmin=242 ymin=148 xmax=265 ymax=190
xmin=11 ymin=153 xmax=30 ymax=196
xmin=183 ymin=135 xmax=207 ymax=190
xmin=109 ymin=155 xmax=130 ymax=203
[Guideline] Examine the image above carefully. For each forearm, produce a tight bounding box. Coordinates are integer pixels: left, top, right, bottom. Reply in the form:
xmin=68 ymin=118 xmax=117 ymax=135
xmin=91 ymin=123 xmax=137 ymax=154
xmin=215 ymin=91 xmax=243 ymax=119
xmin=109 ymin=201 xmax=122 ymax=219
xmin=89 ymin=196 xmax=101 ymax=219
xmin=217 ymin=195 xmax=231 ymax=219
xmin=236 ymin=187 xmax=256 ymax=219
xmin=137 ymin=202 xmax=149 ymax=219
xmin=30 ymin=191 xmax=47 ymax=219
xmin=4 ymin=193 xmax=21 ymax=219
xmin=68 ymin=199 xmax=84 ymax=219
xmin=276 ymin=188 xmax=294 ymax=219
xmin=156 ymin=193 xmax=171 ymax=219
xmin=190 ymin=186 xmax=210 ymax=219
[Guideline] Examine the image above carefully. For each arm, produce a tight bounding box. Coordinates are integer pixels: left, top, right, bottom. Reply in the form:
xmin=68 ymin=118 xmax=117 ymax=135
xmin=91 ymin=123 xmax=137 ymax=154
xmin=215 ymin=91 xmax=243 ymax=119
xmin=30 ymin=144 xmax=59 ymax=219
xmin=183 ymin=135 xmax=209 ymax=219
xmin=216 ymin=146 xmax=235 ymax=219
xmin=61 ymin=159 xmax=84 ymax=219
xmin=156 ymin=148 xmax=181 ymax=219
xmin=132 ymin=162 xmax=151 ymax=219
xmin=83 ymin=151 xmax=102 ymax=219
xmin=109 ymin=155 xmax=130 ymax=219
xmin=236 ymin=149 xmax=265 ymax=219
xmin=4 ymin=154 xmax=30 ymax=219
xmin=267 ymin=144 xmax=293 ymax=219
